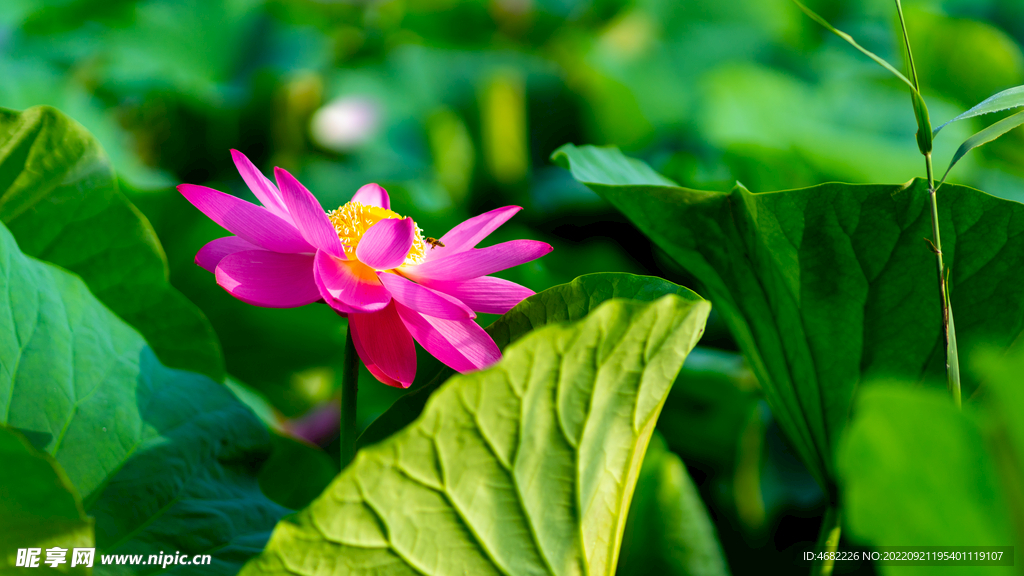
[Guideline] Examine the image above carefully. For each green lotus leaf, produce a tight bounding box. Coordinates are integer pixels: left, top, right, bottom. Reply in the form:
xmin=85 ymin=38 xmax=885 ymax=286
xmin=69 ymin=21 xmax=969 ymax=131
xmin=0 ymin=105 xmax=222 ymax=380
xmin=0 ymin=426 xmax=93 ymax=574
xmin=554 ymin=143 xmax=1024 ymax=493
xmin=243 ymin=291 xmax=711 ymax=575
xmin=358 ymin=272 xmax=704 ymax=449
xmin=838 ymin=361 xmax=1024 ymax=576
xmin=0 ymin=221 xmax=285 ymax=574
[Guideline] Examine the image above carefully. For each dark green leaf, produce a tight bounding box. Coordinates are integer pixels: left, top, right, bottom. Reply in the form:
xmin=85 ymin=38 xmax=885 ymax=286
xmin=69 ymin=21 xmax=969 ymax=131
xmin=838 ymin=385 xmax=1015 ymax=575
xmin=658 ymin=348 xmax=760 ymax=471
xmin=0 ymin=105 xmax=223 ymax=380
xmin=357 ymin=272 xmax=705 ymax=449
xmin=258 ymin=433 xmax=338 ymax=511
xmin=618 ymin=433 xmax=730 ymax=576
xmin=0 ymin=426 xmax=93 ymax=574
xmin=554 ymin=144 xmax=1024 ymax=492
xmin=243 ymin=293 xmax=711 ymax=575
xmin=0 ymin=221 xmax=286 ymax=574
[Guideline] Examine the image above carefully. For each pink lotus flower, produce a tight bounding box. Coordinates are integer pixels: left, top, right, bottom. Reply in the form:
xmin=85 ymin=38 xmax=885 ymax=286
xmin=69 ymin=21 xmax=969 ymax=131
xmin=178 ymin=150 xmax=551 ymax=388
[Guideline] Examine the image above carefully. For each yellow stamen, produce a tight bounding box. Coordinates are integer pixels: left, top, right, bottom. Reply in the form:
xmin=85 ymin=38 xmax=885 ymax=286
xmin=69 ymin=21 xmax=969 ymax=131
xmin=326 ymin=201 xmax=428 ymax=266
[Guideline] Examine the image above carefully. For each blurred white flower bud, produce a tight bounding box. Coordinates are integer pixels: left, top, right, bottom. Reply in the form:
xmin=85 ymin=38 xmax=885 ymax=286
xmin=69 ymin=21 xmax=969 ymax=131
xmin=309 ymin=96 xmax=381 ymax=152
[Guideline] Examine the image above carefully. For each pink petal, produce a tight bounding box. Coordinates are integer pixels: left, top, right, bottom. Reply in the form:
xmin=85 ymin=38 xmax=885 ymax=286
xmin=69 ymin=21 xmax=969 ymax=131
xmin=215 ymin=250 xmax=319 ymax=308
xmin=178 ymin=184 xmax=314 ymax=253
xmin=351 ymin=183 xmax=390 ymax=209
xmin=356 ymin=217 xmax=414 ymax=270
xmin=365 ymin=364 xmax=403 ymax=388
xmin=426 ymin=205 xmax=521 ymax=261
xmin=349 ymin=325 xmax=403 ymax=387
xmin=394 ymin=303 xmax=501 ymax=373
xmin=403 ymin=239 xmax=552 ymax=282
xmin=274 ymin=167 xmax=345 ymax=258
xmin=314 ymin=250 xmax=391 ymax=313
xmin=230 ymin=149 xmax=291 ymax=222
xmin=349 ymin=302 xmax=416 ymax=388
xmin=195 ymin=236 xmax=260 ymax=273
xmin=377 ymin=272 xmax=474 ymax=320
xmin=421 ymin=276 xmax=534 ymax=315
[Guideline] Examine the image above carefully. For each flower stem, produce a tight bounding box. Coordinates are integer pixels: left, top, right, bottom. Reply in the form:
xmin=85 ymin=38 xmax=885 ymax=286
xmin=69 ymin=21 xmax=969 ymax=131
xmin=811 ymin=507 xmax=842 ymax=576
xmin=924 ymin=153 xmax=962 ymax=408
xmin=340 ymin=324 xmax=360 ymax=468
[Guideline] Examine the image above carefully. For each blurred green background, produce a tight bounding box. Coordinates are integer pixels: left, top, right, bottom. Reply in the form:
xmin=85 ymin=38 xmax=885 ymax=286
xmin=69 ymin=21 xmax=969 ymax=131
xmin=4 ymin=0 xmax=1023 ymax=572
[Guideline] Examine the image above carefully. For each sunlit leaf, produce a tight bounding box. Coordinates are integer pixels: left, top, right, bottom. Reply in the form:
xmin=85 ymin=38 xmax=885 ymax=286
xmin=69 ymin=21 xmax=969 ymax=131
xmin=0 ymin=105 xmax=223 ymax=380
xmin=555 ymin=144 xmax=1024 ymax=493
xmin=243 ymin=293 xmax=711 ymax=575
xmin=0 ymin=220 xmax=286 ymax=574
xmin=357 ymin=272 xmax=704 ymax=449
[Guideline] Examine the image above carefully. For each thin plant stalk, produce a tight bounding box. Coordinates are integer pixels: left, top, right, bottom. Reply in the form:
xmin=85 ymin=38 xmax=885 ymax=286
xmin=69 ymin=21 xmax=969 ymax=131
xmin=792 ymin=0 xmax=962 ymax=404
xmin=924 ymin=154 xmax=962 ymax=408
xmin=895 ymin=0 xmax=962 ymax=407
xmin=340 ymin=326 xmax=360 ymax=467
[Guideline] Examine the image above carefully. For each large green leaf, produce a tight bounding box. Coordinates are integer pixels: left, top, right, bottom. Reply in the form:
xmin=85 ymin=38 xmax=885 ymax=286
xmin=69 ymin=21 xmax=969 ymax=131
xmin=0 ymin=221 xmax=286 ymax=574
xmin=0 ymin=105 xmax=223 ymax=380
xmin=357 ymin=272 xmax=705 ymax=449
xmin=243 ymin=293 xmax=711 ymax=575
xmin=0 ymin=426 xmax=93 ymax=574
xmin=554 ymin=144 xmax=1024 ymax=492
xmin=838 ymin=386 xmax=1014 ymax=576
xmin=618 ymin=433 xmax=730 ymax=576
xmin=838 ymin=358 xmax=1024 ymax=575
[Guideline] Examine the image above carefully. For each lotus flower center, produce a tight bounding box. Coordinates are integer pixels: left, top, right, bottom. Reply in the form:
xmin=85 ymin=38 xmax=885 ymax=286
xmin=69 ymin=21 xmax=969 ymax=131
xmin=327 ymin=201 xmax=428 ymax=266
